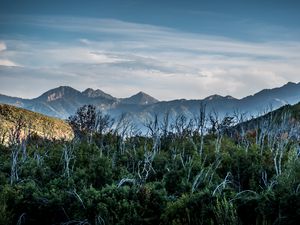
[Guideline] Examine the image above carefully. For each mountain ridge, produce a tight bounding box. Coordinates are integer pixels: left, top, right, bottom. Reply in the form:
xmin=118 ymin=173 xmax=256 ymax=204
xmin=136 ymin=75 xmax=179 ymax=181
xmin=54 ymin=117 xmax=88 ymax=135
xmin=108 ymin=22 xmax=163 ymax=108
xmin=1 ymin=82 xmax=300 ymax=127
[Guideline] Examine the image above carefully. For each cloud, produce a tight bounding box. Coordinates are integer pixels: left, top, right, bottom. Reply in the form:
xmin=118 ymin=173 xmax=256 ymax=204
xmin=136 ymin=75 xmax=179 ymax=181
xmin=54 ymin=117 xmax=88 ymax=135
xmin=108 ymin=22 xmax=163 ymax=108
xmin=0 ymin=42 xmax=6 ymax=51
xmin=79 ymin=38 xmax=91 ymax=45
xmin=0 ymin=59 xmax=18 ymax=67
xmin=11 ymin=16 xmax=300 ymax=58
xmin=0 ymin=16 xmax=300 ymax=100
xmin=0 ymin=41 xmax=20 ymax=67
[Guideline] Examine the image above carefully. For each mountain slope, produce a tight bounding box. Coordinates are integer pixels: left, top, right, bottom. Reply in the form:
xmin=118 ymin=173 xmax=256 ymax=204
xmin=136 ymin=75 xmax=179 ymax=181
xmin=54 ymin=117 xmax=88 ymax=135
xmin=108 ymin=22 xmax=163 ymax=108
xmin=231 ymin=101 xmax=300 ymax=143
xmin=0 ymin=104 xmax=73 ymax=143
xmin=0 ymin=94 xmax=29 ymax=107
xmin=240 ymin=82 xmax=300 ymax=113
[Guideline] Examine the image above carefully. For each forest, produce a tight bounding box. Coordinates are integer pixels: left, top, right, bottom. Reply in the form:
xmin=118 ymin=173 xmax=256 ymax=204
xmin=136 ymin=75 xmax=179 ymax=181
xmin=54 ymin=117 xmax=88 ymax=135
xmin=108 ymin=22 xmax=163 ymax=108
xmin=0 ymin=104 xmax=300 ymax=225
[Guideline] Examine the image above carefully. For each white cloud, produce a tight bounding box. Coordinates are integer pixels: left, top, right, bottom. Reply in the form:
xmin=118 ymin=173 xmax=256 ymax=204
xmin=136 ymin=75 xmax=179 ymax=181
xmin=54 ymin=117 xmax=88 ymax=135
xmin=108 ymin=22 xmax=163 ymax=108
xmin=0 ymin=59 xmax=19 ymax=67
xmin=0 ymin=41 xmax=21 ymax=67
xmin=0 ymin=42 xmax=6 ymax=52
xmin=0 ymin=16 xmax=300 ymax=100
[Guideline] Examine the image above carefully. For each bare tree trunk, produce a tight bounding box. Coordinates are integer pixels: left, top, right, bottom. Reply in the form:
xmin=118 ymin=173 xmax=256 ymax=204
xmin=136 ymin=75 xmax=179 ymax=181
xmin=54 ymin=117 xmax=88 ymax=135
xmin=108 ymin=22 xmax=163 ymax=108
xmin=62 ymin=142 xmax=75 ymax=178
xmin=10 ymin=146 xmax=19 ymax=185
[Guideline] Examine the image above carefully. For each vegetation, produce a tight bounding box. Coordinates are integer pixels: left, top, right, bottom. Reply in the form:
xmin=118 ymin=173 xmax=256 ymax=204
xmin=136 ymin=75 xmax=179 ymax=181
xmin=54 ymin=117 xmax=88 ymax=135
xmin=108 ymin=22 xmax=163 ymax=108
xmin=0 ymin=104 xmax=73 ymax=144
xmin=0 ymin=104 xmax=300 ymax=225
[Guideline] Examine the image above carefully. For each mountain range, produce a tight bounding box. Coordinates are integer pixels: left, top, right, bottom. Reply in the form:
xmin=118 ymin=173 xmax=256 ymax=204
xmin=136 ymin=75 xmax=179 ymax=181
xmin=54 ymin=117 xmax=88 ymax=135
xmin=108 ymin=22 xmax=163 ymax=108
xmin=1 ymin=82 xmax=300 ymax=127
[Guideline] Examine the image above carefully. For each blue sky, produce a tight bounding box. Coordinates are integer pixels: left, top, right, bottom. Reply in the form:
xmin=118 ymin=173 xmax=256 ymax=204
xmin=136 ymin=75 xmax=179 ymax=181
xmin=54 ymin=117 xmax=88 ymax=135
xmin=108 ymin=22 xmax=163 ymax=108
xmin=0 ymin=0 xmax=300 ymax=100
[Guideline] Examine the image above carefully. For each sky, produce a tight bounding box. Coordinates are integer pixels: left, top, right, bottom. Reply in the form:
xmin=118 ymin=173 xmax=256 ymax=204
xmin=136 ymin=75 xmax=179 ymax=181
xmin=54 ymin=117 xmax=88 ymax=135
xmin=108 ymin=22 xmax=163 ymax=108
xmin=0 ymin=0 xmax=300 ymax=100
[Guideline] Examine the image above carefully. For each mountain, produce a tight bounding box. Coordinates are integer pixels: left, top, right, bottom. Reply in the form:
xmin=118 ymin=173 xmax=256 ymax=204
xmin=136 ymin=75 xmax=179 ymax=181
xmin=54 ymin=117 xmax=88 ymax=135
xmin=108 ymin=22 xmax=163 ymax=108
xmin=120 ymin=91 xmax=159 ymax=105
xmin=34 ymin=86 xmax=83 ymax=102
xmin=27 ymin=86 xmax=88 ymax=118
xmin=0 ymin=104 xmax=73 ymax=143
xmin=0 ymin=82 xmax=300 ymax=128
xmin=22 ymin=86 xmax=118 ymax=118
xmin=204 ymin=94 xmax=236 ymax=101
xmin=82 ymin=88 xmax=116 ymax=100
xmin=0 ymin=94 xmax=28 ymax=107
xmin=239 ymin=82 xmax=300 ymax=113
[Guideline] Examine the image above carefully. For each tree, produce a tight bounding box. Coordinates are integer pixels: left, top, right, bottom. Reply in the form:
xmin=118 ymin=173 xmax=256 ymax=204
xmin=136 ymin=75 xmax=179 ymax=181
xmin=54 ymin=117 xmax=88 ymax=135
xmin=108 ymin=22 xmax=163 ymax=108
xmin=68 ymin=105 xmax=97 ymax=141
xmin=194 ymin=104 xmax=207 ymax=156
xmin=95 ymin=111 xmax=114 ymax=136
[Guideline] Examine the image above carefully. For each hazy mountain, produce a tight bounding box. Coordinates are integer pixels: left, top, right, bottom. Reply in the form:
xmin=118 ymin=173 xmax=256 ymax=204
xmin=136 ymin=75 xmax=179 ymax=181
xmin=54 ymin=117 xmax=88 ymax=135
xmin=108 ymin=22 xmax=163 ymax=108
xmin=0 ymin=94 xmax=28 ymax=107
xmin=27 ymin=86 xmax=88 ymax=118
xmin=82 ymin=88 xmax=116 ymax=100
xmin=0 ymin=82 xmax=300 ymax=127
xmin=33 ymin=86 xmax=83 ymax=102
xmin=239 ymin=82 xmax=300 ymax=113
xmin=120 ymin=91 xmax=159 ymax=105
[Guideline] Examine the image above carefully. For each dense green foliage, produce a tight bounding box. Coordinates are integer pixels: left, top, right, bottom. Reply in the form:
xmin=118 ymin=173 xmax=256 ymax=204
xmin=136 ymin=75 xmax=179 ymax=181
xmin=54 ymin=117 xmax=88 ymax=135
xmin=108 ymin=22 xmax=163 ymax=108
xmin=1 ymin=105 xmax=300 ymax=225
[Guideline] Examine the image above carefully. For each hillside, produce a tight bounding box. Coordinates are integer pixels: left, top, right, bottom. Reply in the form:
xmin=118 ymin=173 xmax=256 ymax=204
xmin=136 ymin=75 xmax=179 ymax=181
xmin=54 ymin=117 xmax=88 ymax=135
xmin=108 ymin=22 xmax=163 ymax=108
xmin=230 ymin=101 xmax=300 ymax=144
xmin=0 ymin=104 xmax=73 ymax=143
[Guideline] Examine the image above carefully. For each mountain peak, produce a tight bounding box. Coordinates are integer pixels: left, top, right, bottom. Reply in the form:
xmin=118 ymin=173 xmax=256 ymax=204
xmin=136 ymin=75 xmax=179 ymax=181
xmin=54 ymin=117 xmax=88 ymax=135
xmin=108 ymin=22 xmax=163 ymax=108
xmin=35 ymin=86 xmax=81 ymax=102
xmin=83 ymin=88 xmax=94 ymax=93
xmin=225 ymin=95 xmax=236 ymax=100
xmin=121 ymin=91 xmax=159 ymax=105
xmin=203 ymin=94 xmax=237 ymax=101
xmin=283 ymin=81 xmax=297 ymax=87
xmin=135 ymin=91 xmax=150 ymax=97
xmin=247 ymin=82 xmax=300 ymax=99
xmin=204 ymin=94 xmax=223 ymax=101
xmin=82 ymin=88 xmax=115 ymax=100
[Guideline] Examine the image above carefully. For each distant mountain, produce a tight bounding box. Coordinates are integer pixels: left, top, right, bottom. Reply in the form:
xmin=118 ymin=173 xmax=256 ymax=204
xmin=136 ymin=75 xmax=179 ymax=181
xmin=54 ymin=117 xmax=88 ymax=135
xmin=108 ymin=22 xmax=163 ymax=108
xmin=27 ymin=86 xmax=88 ymax=118
xmin=0 ymin=104 xmax=73 ymax=143
xmin=34 ymin=86 xmax=83 ymax=102
xmin=0 ymin=94 xmax=28 ymax=107
xmin=82 ymin=88 xmax=116 ymax=100
xmin=120 ymin=91 xmax=159 ymax=105
xmin=204 ymin=94 xmax=237 ymax=101
xmin=239 ymin=82 xmax=300 ymax=113
xmin=1 ymin=82 xmax=300 ymax=128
